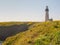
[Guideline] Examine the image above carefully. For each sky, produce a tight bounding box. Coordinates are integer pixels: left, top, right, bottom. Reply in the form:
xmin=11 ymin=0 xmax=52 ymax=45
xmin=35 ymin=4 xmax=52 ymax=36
xmin=0 ymin=0 xmax=60 ymax=22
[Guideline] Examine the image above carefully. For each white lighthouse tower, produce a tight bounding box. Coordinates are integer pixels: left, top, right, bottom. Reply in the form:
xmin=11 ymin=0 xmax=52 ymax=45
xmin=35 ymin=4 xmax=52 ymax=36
xmin=45 ymin=6 xmax=53 ymax=21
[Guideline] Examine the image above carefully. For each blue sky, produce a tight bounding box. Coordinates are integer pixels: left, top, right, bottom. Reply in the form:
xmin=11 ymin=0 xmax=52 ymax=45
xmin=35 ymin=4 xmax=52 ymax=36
xmin=0 ymin=0 xmax=60 ymax=22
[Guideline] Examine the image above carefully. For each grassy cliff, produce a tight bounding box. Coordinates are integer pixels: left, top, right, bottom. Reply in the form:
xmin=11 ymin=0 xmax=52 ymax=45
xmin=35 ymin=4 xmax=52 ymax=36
xmin=2 ymin=21 xmax=60 ymax=45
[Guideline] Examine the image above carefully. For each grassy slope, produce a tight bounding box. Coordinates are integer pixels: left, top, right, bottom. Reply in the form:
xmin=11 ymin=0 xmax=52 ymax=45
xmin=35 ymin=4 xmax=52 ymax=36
xmin=2 ymin=21 xmax=60 ymax=45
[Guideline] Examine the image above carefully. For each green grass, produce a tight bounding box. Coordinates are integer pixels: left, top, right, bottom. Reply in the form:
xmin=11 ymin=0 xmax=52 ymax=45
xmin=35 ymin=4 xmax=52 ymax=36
xmin=2 ymin=21 xmax=60 ymax=45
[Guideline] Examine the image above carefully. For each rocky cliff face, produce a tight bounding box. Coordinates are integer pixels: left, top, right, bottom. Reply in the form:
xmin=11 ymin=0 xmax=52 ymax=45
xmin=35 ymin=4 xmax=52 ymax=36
xmin=0 ymin=24 xmax=28 ymax=41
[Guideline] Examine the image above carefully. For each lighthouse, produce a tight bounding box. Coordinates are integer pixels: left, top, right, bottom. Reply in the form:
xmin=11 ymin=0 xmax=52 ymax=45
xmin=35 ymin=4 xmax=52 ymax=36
xmin=45 ymin=6 xmax=53 ymax=22
xmin=45 ymin=6 xmax=49 ymax=21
